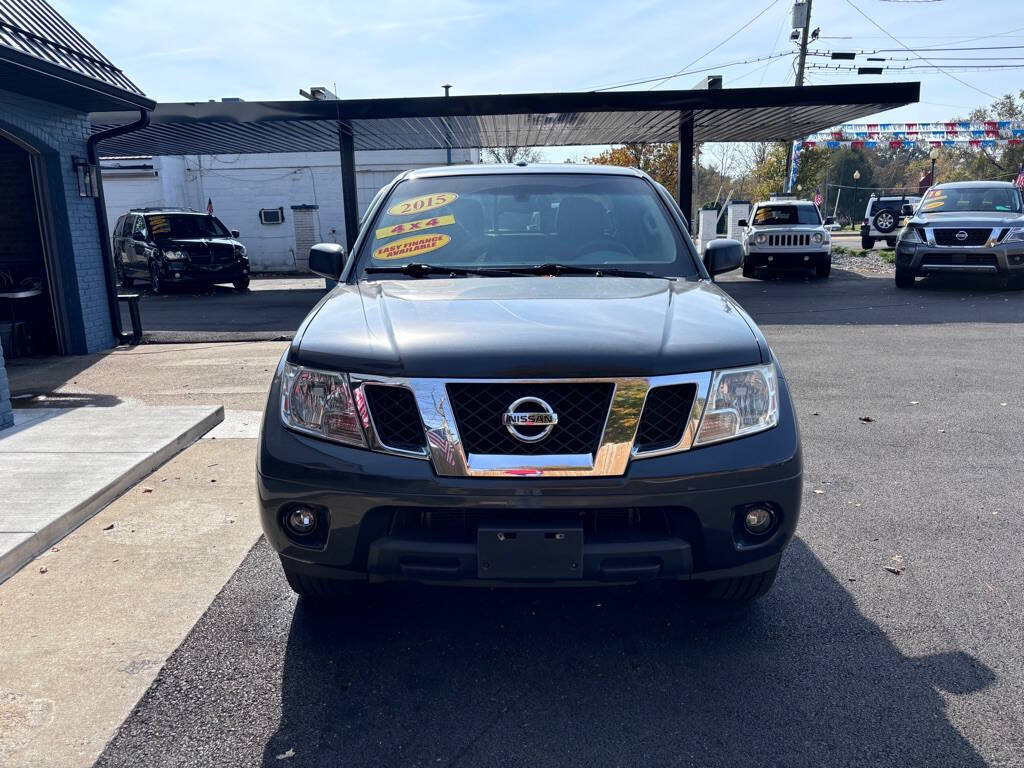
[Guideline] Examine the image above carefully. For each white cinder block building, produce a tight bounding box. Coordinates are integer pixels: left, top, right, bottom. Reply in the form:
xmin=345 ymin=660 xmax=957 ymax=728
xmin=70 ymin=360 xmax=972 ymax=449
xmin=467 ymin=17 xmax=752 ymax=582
xmin=101 ymin=148 xmax=478 ymax=273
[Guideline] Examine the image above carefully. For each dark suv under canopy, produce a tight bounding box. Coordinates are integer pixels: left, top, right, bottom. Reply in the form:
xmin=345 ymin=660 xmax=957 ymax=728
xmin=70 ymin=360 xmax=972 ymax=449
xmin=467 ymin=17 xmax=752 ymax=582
xmin=112 ymin=208 xmax=250 ymax=293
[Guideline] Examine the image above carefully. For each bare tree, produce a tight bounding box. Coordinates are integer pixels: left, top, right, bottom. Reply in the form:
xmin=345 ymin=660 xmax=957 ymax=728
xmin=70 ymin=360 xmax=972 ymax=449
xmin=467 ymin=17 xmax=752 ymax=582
xmin=483 ymin=146 xmax=543 ymax=164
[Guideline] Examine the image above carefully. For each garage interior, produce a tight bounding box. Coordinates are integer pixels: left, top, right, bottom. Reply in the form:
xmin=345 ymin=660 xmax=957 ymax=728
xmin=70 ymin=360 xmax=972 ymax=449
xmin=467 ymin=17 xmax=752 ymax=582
xmin=0 ymin=132 xmax=58 ymax=357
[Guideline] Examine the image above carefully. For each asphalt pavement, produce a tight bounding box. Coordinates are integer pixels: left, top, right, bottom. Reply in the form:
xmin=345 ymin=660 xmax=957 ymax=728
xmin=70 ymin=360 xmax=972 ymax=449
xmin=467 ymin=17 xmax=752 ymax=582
xmin=93 ymin=269 xmax=1024 ymax=768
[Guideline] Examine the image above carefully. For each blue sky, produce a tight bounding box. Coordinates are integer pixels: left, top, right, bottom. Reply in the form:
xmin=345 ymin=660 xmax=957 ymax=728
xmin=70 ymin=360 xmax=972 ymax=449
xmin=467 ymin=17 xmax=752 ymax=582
xmin=56 ymin=0 xmax=1024 ymax=136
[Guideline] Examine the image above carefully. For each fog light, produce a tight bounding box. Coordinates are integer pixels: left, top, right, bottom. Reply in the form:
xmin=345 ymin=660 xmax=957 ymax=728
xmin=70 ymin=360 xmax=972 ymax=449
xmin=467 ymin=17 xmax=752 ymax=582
xmin=174 ymin=272 xmax=181 ymax=278
xmin=744 ymin=506 xmax=774 ymax=535
xmin=287 ymin=507 xmax=317 ymax=535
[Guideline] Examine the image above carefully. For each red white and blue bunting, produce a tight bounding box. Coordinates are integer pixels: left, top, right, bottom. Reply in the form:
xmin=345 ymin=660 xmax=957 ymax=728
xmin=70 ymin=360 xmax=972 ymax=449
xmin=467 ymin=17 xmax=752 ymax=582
xmin=803 ymin=121 xmax=1024 ymax=150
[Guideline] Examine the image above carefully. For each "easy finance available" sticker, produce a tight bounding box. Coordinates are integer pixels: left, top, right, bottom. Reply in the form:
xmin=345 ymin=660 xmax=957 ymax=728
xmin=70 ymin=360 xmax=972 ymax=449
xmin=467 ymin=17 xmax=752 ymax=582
xmin=373 ymin=233 xmax=452 ymax=261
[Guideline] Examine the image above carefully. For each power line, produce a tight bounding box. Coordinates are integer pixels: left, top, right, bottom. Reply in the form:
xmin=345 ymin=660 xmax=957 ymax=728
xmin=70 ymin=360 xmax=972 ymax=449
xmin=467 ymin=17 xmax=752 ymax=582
xmin=586 ymin=52 xmax=791 ymax=92
xmin=643 ymin=0 xmax=781 ymax=90
xmin=840 ymin=0 xmax=996 ymax=98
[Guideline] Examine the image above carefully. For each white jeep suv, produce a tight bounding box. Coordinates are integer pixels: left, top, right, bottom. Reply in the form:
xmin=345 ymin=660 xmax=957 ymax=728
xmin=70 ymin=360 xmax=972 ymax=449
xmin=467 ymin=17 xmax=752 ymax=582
xmin=740 ymin=198 xmax=833 ymax=279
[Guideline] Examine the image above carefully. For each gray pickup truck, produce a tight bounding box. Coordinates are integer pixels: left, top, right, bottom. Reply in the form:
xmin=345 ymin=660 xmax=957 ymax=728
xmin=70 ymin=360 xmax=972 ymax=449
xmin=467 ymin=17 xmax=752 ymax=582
xmin=258 ymin=164 xmax=802 ymax=603
xmin=895 ymin=181 xmax=1024 ymax=288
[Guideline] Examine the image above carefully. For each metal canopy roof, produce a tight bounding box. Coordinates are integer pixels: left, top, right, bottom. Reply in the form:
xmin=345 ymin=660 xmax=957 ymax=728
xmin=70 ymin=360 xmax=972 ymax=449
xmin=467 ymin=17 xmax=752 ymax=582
xmin=0 ymin=0 xmax=153 ymax=111
xmin=89 ymin=82 xmax=919 ymax=156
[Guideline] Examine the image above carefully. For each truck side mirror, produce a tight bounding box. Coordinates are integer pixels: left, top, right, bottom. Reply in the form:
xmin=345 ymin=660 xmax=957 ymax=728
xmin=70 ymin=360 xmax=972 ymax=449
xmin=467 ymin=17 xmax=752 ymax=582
xmin=901 ymin=204 xmax=915 ymax=217
xmin=824 ymin=216 xmax=836 ymax=225
xmin=703 ymin=238 xmax=743 ymax=278
xmin=309 ymin=243 xmax=346 ymax=280
xmin=231 ymin=229 xmax=240 ymax=238
xmin=737 ymin=219 xmax=748 ymax=228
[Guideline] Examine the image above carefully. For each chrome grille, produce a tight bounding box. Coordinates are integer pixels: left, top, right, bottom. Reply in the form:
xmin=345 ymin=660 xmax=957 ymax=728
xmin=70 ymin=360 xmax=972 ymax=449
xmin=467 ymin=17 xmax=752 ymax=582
xmin=446 ymin=382 xmax=613 ymax=456
xmin=933 ymin=228 xmax=992 ymax=247
xmin=766 ymin=233 xmax=811 ymax=247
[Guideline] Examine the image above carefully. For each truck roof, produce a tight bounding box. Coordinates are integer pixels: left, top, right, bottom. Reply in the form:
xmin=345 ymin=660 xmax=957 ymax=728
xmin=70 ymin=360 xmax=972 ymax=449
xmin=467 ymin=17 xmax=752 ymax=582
xmin=402 ymin=163 xmax=647 ymax=180
xmin=930 ymin=180 xmax=1019 ymax=190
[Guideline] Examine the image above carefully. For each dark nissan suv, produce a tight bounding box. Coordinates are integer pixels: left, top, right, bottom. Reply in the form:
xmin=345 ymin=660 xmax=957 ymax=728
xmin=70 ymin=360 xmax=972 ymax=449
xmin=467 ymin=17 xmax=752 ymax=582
xmin=894 ymin=181 xmax=1024 ymax=288
xmin=112 ymin=208 xmax=250 ymax=292
xmin=258 ymin=165 xmax=802 ymax=603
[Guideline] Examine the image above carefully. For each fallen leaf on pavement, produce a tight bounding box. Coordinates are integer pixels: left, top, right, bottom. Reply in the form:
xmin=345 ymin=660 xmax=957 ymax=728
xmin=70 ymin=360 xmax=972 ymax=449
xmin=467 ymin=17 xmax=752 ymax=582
xmin=910 ymin=401 xmax=919 ymax=405
xmin=277 ymin=748 xmax=295 ymax=760
xmin=858 ymin=416 xmax=874 ymax=423
xmin=884 ymin=565 xmax=902 ymax=575
xmin=141 ymin=487 xmax=153 ymax=494
xmin=102 ymin=523 xmax=114 ymax=531
xmin=39 ymin=566 xmax=47 ymax=574
xmin=813 ymin=489 xmax=824 ymax=494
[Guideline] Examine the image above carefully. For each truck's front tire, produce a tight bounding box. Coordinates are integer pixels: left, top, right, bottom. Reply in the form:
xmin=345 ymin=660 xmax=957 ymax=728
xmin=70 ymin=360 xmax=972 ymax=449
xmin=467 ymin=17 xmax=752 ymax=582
xmin=861 ymin=236 xmax=875 ymax=250
xmin=741 ymin=259 xmax=757 ymax=279
xmin=895 ymin=268 xmax=916 ymax=289
xmin=692 ymin=566 xmax=778 ymax=602
xmin=815 ymin=255 xmax=831 ymax=278
xmin=283 ymin=565 xmax=366 ymax=601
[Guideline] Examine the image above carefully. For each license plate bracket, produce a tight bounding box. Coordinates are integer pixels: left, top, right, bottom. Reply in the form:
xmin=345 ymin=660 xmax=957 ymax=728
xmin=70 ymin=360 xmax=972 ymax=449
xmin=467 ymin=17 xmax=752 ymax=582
xmin=476 ymin=523 xmax=583 ymax=580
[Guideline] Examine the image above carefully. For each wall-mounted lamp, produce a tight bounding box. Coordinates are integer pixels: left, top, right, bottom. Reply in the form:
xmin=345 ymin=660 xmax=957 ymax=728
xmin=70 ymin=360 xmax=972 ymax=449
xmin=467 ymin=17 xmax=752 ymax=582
xmin=72 ymin=157 xmax=99 ymax=198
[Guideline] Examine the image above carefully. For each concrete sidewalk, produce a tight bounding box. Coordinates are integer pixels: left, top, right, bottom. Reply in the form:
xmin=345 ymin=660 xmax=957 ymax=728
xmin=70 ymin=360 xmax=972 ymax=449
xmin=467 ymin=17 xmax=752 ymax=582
xmin=0 ymin=403 xmax=223 ymax=583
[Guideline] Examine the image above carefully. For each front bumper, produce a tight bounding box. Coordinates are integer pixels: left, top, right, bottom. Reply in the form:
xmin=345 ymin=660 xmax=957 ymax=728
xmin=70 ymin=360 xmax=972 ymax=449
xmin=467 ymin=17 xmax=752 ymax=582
xmin=158 ymin=259 xmax=249 ymax=283
xmin=745 ymin=248 xmax=830 ymax=269
xmin=257 ymin=370 xmax=803 ymax=587
xmin=895 ymin=241 xmax=1024 ymax=276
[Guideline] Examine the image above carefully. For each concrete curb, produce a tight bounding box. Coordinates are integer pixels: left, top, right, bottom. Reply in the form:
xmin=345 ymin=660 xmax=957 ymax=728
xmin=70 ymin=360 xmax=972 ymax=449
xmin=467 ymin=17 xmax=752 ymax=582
xmin=0 ymin=405 xmax=224 ymax=584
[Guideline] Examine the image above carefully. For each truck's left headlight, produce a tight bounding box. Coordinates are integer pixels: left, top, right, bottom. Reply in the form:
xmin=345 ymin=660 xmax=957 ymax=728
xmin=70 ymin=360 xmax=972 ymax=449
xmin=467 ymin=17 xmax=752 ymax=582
xmin=694 ymin=363 xmax=779 ymax=446
xmin=163 ymin=249 xmax=188 ymax=261
xmin=1003 ymin=227 xmax=1024 ymax=243
xmin=280 ymin=363 xmax=365 ymax=446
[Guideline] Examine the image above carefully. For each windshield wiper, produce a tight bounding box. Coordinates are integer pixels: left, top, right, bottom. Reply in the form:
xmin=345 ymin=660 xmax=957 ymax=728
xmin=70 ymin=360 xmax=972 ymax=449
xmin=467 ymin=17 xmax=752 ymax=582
xmin=364 ymin=263 xmax=505 ymax=278
xmin=502 ymin=263 xmax=669 ymax=279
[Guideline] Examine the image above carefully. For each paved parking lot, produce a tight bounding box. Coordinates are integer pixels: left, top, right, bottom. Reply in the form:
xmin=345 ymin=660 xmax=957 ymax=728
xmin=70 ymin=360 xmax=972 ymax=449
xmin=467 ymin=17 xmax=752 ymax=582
xmin=86 ymin=269 xmax=1024 ymax=767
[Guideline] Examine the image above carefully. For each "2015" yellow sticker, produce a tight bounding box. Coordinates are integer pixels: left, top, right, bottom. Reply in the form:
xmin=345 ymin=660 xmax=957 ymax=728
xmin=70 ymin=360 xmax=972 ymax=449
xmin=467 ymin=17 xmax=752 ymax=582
xmin=387 ymin=192 xmax=458 ymax=216
xmin=375 ymin=214 xmax=454 ymax=240
xmin=373 ymin=233 xmax=452 ymax=261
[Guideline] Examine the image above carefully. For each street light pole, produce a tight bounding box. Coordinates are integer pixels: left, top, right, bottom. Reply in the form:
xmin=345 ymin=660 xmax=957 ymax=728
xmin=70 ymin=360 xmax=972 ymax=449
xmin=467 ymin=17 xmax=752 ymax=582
xmin=853 ymin=169 xmax=861 ymax=233
xmin=929 ymin=147 xmax=938 ymax=186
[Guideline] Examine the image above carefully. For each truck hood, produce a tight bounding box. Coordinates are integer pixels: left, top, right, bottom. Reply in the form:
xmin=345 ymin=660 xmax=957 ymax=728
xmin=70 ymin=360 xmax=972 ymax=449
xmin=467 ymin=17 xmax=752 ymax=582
xmin=293 ymin=277 xmax=765 ymax=378
xmin=911 ymin=211 xmax=1024 ymax=227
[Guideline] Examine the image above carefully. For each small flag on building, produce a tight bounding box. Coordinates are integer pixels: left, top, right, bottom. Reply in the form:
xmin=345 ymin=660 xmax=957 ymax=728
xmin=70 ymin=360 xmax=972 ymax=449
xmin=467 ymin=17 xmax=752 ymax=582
xmin=1015 ymin=163 xmax=1024 ymax=189
xmin=207 ymin=197 xmax=214 ymax=215
xmin=814 ymin=189 xmax=823 ymax=207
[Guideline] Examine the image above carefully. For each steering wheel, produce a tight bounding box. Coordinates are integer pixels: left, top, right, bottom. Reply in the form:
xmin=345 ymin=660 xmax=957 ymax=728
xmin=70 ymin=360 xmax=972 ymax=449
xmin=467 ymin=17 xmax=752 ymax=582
xmin=574 ymin=238 xmax=637 ymax=260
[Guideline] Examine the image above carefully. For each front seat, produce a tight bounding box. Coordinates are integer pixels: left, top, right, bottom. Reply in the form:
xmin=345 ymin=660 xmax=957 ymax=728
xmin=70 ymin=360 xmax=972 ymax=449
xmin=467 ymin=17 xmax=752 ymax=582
xmin=555 ymin=197 xmax=607 ymax=259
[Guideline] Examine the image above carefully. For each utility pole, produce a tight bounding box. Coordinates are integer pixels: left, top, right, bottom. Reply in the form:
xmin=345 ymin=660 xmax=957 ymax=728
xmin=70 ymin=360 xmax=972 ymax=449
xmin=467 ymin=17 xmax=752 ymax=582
xmin=784 ymin=0 xmax=813 ymax=192
xmin=442 ymin=84 xmax=452 ymax=166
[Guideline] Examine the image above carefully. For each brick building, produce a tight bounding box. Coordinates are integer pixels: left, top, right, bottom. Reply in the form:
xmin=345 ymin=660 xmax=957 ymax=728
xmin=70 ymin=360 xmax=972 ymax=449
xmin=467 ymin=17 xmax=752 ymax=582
xmin=0 ymin=0 xmax=153 ymax=429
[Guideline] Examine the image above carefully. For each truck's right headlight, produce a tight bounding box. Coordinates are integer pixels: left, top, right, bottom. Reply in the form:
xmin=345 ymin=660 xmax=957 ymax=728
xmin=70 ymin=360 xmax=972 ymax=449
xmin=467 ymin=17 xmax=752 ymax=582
xmin=898 ymin=225 xmax=922 ymax=243
xmin=280 ymin=363 xmax=366 ymax=446
xmin=694 ymin=363 xmax=779 ymax=446
xmin=754 ymin=233 xmax=767 ymax=245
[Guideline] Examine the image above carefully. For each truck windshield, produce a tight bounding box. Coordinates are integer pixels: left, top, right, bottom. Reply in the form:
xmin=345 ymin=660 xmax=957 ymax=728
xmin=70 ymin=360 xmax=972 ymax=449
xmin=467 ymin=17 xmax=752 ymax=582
xmin=752 ymin=205 xmax=820 ymax=225
xmin=920 ymin=186 xmax=1023 ymax=213
xmin=145 ymin=213 xmax=232 ymax=239
xmin=356 ymin=174 xmax=698 ymax=278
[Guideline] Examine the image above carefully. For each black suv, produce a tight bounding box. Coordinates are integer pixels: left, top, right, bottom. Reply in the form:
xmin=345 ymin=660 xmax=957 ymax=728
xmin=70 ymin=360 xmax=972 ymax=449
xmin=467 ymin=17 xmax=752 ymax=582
xmin=112 ymin=208 xmax=250 ymax=292
xmin=258 ymin=165 xmax=802 ymax=603
xmin=894 ymin=181 xmax=1024 ymax=289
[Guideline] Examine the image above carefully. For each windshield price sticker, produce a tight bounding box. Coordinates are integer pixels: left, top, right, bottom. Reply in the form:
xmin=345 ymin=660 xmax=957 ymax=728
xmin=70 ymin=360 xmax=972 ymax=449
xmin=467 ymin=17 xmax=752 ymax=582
xmin=373 ymin=233 xmax=451 ymax=261
xmin=375 ymin=214 xmax=454 ymax=240
xmin=148 ymin=215 xmax=171 ymax=234
xmin=387 ymin=192 xmax=458 ymax=216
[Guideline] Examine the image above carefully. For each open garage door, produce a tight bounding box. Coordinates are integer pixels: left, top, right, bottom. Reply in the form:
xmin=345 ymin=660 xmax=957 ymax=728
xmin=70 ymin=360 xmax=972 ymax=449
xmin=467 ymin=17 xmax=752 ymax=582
xmin=0 ymin=133 xmax=60 ymax=357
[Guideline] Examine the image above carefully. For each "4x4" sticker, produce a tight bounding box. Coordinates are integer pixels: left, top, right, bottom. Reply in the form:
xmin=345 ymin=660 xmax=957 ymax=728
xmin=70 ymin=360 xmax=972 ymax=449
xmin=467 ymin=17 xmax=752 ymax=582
xmin=375 ymin=214 xmax=454 ymax=240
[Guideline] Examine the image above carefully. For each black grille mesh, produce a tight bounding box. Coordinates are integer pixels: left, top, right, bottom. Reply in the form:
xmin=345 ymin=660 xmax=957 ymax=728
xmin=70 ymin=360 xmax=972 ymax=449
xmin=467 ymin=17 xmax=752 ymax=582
xmin=447 ymin=383 xmax=614 ymax=456
xmin=634 ymin=384 xmax=697 ymax=453
xmin=933 ymin=228 xmax=991 ymax=246
xmin=364 ymin=385 xmax=425 ymax=452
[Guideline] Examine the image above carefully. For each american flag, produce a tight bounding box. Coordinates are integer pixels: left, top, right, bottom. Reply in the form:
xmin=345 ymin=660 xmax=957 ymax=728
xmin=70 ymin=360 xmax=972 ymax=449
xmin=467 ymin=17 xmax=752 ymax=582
xmin=814 ymin=189 xmax=823 ymax=207
xmin=1015 ymin=164 xmax=1024 ymax=189
xmin=206 ymin=197 xmax=214 ymax=215
xmin=427 ymin=429 xmax=455 ymax=465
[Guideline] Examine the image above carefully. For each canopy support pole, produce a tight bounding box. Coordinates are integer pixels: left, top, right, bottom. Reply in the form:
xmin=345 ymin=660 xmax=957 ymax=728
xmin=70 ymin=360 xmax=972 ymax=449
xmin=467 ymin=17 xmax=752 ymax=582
xmin=677 ymin=111 xmax=694 ymax=232
xmin=338 ymin=120 xmax=359 ymax=250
